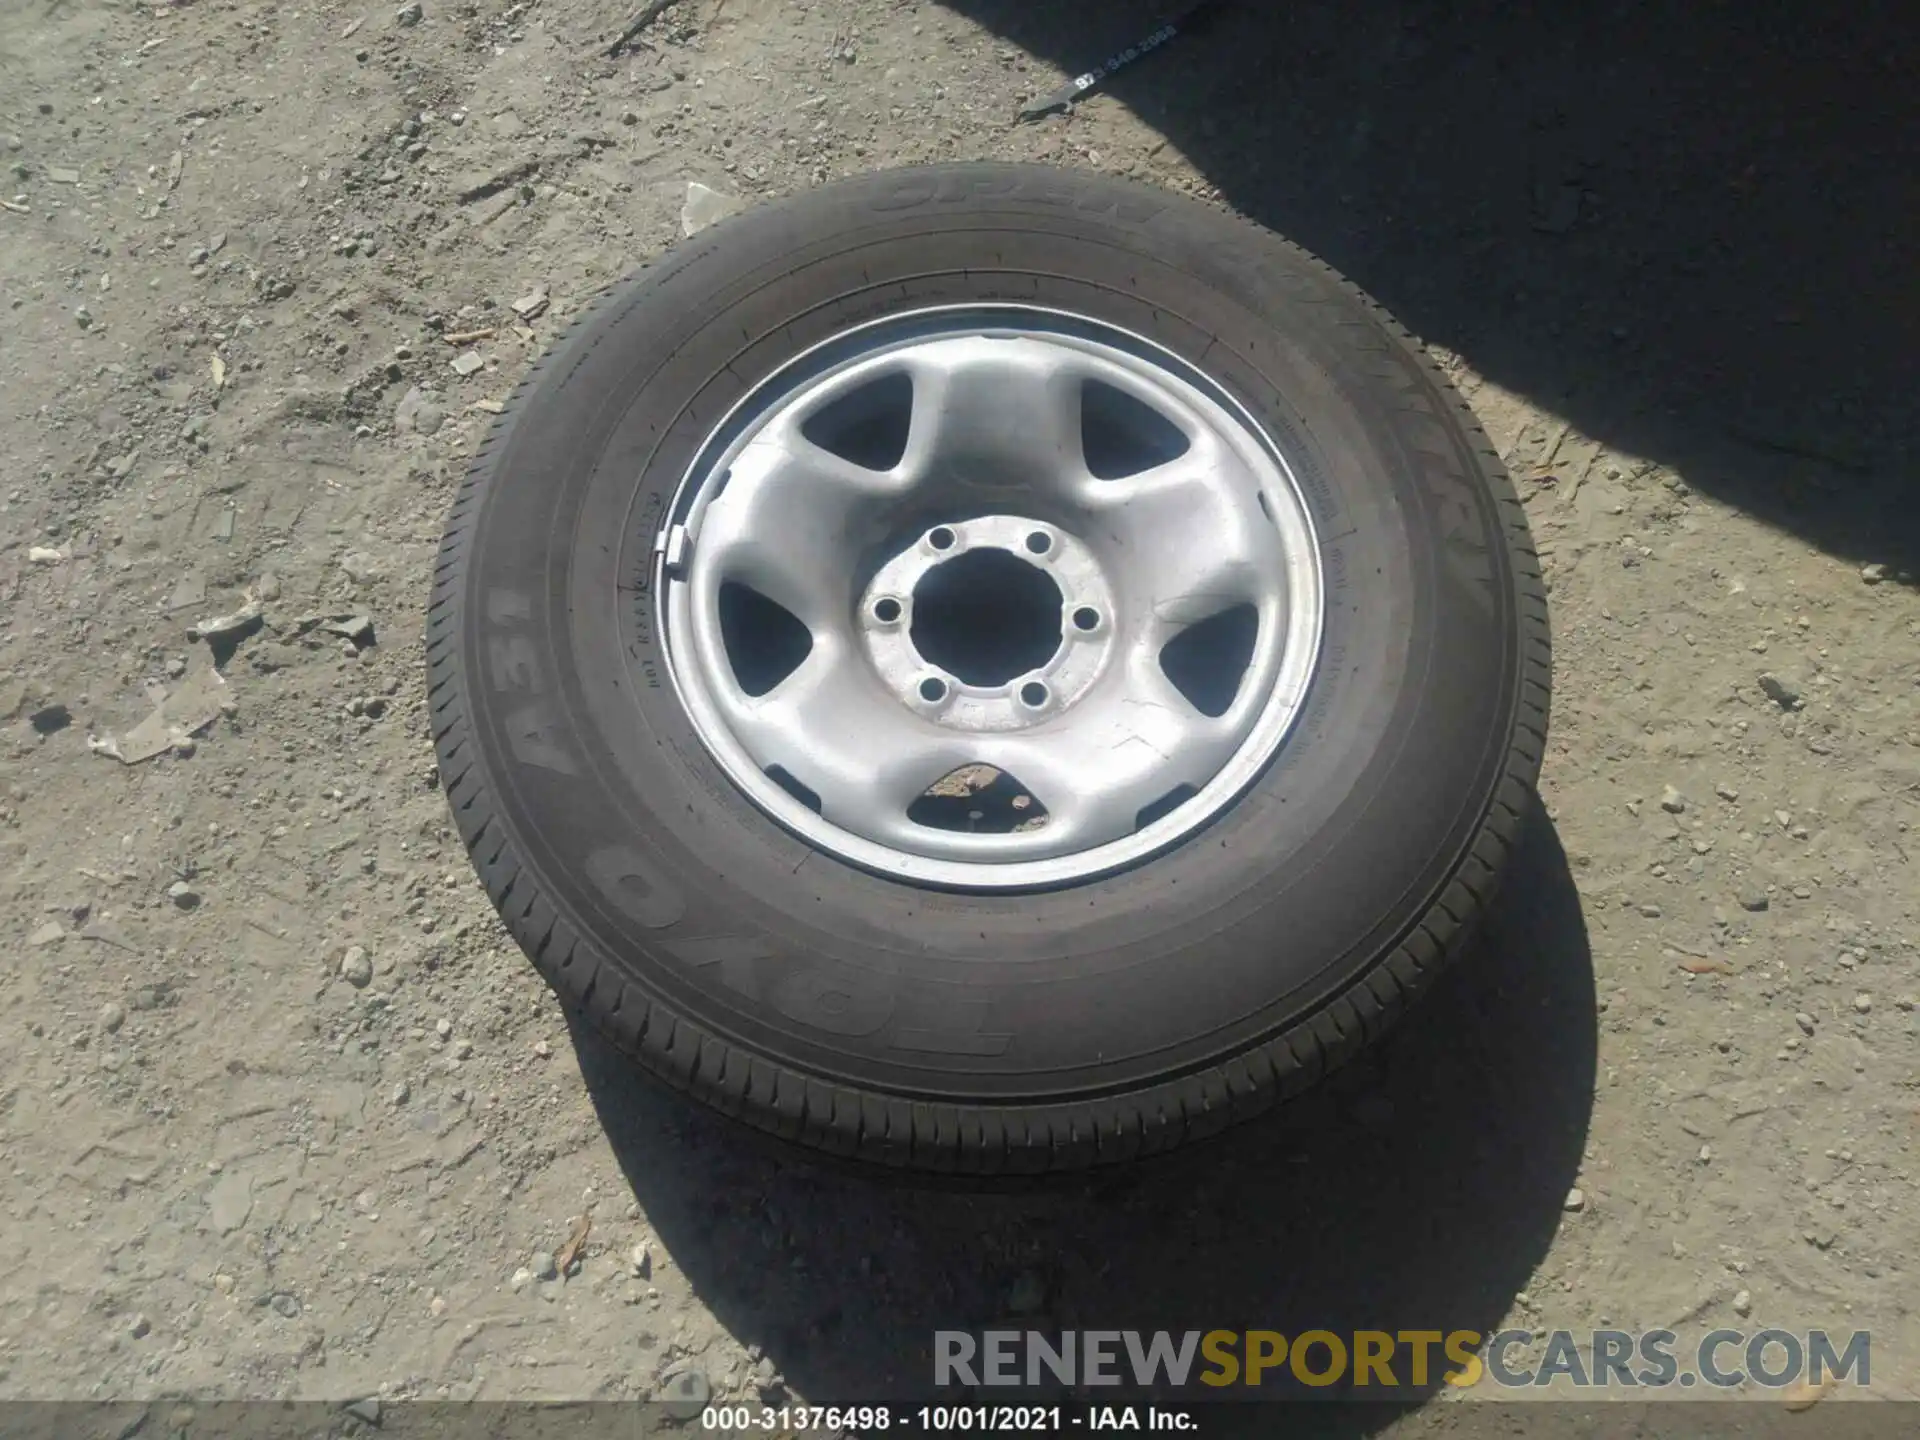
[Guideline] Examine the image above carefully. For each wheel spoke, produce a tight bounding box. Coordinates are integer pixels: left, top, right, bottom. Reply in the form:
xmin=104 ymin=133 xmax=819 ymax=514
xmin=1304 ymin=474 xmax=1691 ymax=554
xmin=1080 ymin=438 xmax=1287 ymax=635
xmin=716 ymin=639 xmax=968 ymax=839
xmin=980 ymin=669 xmax=1236 ymax=847
xmin=694 ymin=416 xmax=904 ymax=631
xmin=896 ymin=337 xmax=1089 ymax=490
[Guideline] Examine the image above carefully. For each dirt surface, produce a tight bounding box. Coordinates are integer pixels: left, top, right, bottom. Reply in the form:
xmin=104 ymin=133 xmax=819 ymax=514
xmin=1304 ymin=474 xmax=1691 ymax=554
xmin=2 ymin=0 xmax=1917 ymax=1426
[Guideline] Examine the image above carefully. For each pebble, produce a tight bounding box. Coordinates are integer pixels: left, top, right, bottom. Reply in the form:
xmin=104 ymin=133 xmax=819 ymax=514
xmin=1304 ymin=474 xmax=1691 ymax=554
xmin=1758 ymin=673 xmax=1802 ymax=710
xmin=1860 ymin=563 xmax=1887 ymax=584
xmin=98 ymin=1001 xmax=126 ymax=1033
xmin=1715 ymin=782 xmax=1740 ymax=801
xmin=394 ymin=386 xmax=445 ymax=435
xmin=1853 ymin=993 xmax=1872 ymax=1014
xmin=168 ymin=880 xmax=200 ymax=909
xmin=1563 ymin=1187 xmax=1586 ymax=1212
xmin=1638 ymin=902 xmax=1662 ymax=918
xmin=628 ymin=1241 xmax=652 ymax=1278
xmin=681 ymin=181 xmax=741 ymax=237
xmin=435 ymin=1018 xmax=453 ymax=1041
xmin=74 ymin=306 xmax=92 ymax=329
xmin=269 ymin=1293 xmax=301 ymax=1319
xmin=452 ymin=1037 xmax=473 ymax=1059
xmin=390 ymin=1080 xmax=411 ymax=1106
xmin=532 ymin=1039 xmax=551 ymax=1059
xmin=1737 ymin=887 xmax=1769 ymax=912
xmin=27 ymin=920 xmax=66 ymax=947
xmin=1006 ymin=1270 xmax=1047 ymax=1315
xmin=450 ymin=350 xmax=485 ymax=376
xmin=129 ymin=1313 xmax=152 ymax=1339
xmin=531 ymin=1251 xmax=559 ymax=1282
xmin=1733 ymin=1288 xmax=1753 ymax=1317
xmin=339 ymin=946 xmax=374 ymax=988
xmin=656 ymin=1367 xmax=711 ymax=1420
xmin=1659 ymin=785 xmax=1686 ymax=814
xmin=1795 ymin=1012 xmax=1816 ymax=1036
xmin=395 ymin=0 xmax=423 ymax=24
xmin=509 ymin=1267 xmax=533 ymax=1291
xmin=343 ymin=1399 xmax=382 ymax=1425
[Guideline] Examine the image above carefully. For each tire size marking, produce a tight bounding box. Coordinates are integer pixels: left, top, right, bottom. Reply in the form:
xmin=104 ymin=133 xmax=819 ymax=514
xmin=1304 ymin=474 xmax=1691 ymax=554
xmin=867 ymin=169 xmax=1165 ymax=224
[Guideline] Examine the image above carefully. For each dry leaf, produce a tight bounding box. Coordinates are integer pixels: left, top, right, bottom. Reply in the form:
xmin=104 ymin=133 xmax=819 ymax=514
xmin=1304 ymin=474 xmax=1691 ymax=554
xmin=211 ymin=354 xmax=226 ymax=390
xmin=1679 ymin=959 xmax=1736 ymax=976
xmin=1783 ymin=1375 xmax=1836 ymax=1411
xmin=555 ymin=1213 xmax=592 ymax=1276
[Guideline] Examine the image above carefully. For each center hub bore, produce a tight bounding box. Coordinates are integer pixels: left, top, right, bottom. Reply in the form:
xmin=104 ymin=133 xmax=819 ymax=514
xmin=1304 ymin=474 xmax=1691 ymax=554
xmin=858 ymin=514 xmax=1115 ymax=733
xmin=909 ymin=547 xmax=1063 ymax=687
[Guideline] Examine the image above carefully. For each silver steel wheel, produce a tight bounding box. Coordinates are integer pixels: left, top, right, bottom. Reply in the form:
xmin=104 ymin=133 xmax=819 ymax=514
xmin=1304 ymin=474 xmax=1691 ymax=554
xmin=655 ymin=305 xmax=1324 ymax=889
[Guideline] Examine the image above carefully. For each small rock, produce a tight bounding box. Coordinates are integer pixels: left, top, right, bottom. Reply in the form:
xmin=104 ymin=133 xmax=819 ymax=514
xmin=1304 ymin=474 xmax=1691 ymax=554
xmin=269 ymin=1293 xmax=301 ymax=1319
xmin=168 ymin=880 xmax=200 ymax=910
xmin=435 ymin=1018 xmax=453 ymax=1041
xmin=213 ymin=1273 xmax=234 ymax=1294
xmin=128 ymin=1313 xmax=152 ymax=1339
xmin=450 ymin=350 xmax=484 ymax=376
xmin=339 ymin=946 xmax=374 ymax=987
xmin=681 ymin=181 xmax=741 ymax=237
xmin=390 ymin=1080 xmax=411 ymax=1106
xmin=1758 ymin=673 xmax=1802 ymax=710
xmin=509 ymin=1267 xmax=534 ymax=1291
xmin=1859 ymin=563 xmax=1888 ymax=585
xmin=1795 ymin=1012 xmax=1816 ymax=1036
xmin=342 ymin=1399 xmax=381 ymax=1425
xmin=395 ymin=0 xmax=422 ymax=24
xmin=510 ymin=290 xmax=549 ymax=320
xmin=1659 ymin=785 xmax=1686 ymax=814
xmin=1738 ymin=887 xmax=1770 ymax=913
xmin=394 ymin=386 xmax=445 ymax=436
xmin=98 ymin=1001 xmax=126 ymax=1033
xmin=531 ymin=1251 xmax=558 ymax=1282
xmin=1638 ymin=902 xmax=1662 ymax=918
xmin=1563 ymin=1187 xmax=1586 ymax=1212
xmin=27 ymin=546 xmax=65 ymax=564
xmin=1853 ymin=993 xmax=1872 ymax=1014
xmin=1006 ymin=1270 xmax=1047 ymax=1315
xmin=1733 ymin=1289 xmax=1753 ymax=1317
xmin=429 ymin=1294 xmax=447 ymax=1317
xmin=628 ymin=1241 xmax=652 ymax=1278
xmin=1715 ymin=782 xmax=1740 ymax=801
xmin=74 ymin=306 xmax=92 ymax=329
xmin=452 ymin=1037 xmax=473 ymax=1059
xmin=27 ymin=920 xmax=66 ymax=947
xmin=656 ymin=1368 xmax=711 ymax=1420
xmin=532 ymin=1039 xmax=551 ymax=1059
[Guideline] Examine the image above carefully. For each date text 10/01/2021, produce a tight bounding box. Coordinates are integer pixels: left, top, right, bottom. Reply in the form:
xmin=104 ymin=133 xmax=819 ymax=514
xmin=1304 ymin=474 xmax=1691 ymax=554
xmin=698 ymin=1405 xmax=1193 ymax=1432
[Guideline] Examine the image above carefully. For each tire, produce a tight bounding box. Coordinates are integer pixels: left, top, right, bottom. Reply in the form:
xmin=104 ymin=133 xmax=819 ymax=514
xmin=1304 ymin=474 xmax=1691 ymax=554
xmin=429 ymin=162 xmax=1549 ymax=1176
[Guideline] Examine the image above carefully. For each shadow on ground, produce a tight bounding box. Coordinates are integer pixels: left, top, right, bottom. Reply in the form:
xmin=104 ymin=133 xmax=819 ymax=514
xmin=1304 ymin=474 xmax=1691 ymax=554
xmin=574 ymin=806 xmax=1595 ymax=1436
xmin=940 ymin=0 xmax=1918 ymax=574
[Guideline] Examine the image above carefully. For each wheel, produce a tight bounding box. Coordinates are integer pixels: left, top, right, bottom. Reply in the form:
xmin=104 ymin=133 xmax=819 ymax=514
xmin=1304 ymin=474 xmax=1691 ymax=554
xmin=429 ymin=162 xmax=1549 ymax=1175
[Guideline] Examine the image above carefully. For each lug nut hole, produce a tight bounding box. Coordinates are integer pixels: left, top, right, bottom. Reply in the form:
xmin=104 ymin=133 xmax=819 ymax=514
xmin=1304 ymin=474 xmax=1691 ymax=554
xmin=1072 ymin=606 xmax=1100 ymax=632
xmin=1019 ymin=681 xmax=1049 ymax=708
xmin=919 ymin=677 xmax=948 ymax=702
xmin=1025 ymin=531 xmax=1053 ymax=555
xmin=873 ymin=597 xmax=902 ymax=623
xmin=927 ymin=526 xmax=956 ymax=551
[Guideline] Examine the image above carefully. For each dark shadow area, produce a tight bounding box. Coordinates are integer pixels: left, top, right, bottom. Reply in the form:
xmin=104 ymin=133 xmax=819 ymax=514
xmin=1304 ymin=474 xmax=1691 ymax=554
xmin=573 ymin=805 xmax=1596 ymax=1437
xmin=945 ymin=0 xmax=1919 ymax=574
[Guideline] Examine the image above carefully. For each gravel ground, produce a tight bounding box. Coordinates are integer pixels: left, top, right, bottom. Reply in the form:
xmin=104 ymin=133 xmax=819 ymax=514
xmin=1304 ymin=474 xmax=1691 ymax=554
xmin=1 ymin=0 xmax=1916 ymax=1429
